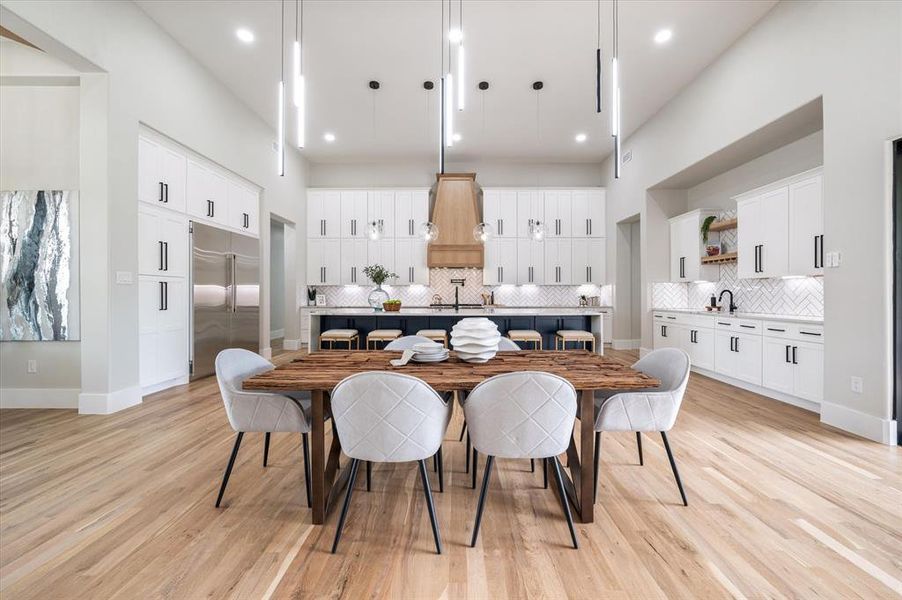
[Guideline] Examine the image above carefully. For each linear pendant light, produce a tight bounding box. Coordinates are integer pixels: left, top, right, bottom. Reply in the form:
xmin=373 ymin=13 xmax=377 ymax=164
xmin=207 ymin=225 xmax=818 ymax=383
xmin=457 ymin=0 xmax=464 ymax=111
xmin=611 ymin=0 xmax=621 ymax=179
xmin=293 ymin=0 xmax=305 ymax=148
xmin=277 ymin=0 xmax=285 ymax=176
xmin=595 ymin=0 xmax=602 ymax=113
xmin=444 ymin=0 xmax=454 ymax=146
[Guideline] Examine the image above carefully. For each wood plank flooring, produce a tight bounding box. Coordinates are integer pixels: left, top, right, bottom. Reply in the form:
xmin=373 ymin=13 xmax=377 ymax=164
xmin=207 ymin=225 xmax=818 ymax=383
xmin=1 ymin=348 xmax=900 ymax=599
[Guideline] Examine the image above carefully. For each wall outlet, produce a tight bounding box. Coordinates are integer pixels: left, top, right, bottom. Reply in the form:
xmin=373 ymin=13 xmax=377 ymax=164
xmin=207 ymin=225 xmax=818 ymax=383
xmin=27 ymin=360 xmax=37 ymax=374
xmin=826 ymin=251 xmax=841 ymax=268
xmin=850 ymin=376 xmax=863 ymax=394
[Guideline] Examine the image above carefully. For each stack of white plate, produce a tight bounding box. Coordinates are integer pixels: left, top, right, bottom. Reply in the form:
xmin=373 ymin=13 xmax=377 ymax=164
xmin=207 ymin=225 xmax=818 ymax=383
xmin=451 ymin=318 xmax=501 ymax=363
xmin=411 ymin=342 xmax=450 ymax=363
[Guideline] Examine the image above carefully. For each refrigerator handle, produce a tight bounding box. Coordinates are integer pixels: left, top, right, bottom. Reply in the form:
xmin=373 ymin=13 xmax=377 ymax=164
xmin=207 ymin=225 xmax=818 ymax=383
xmin=230 ymin=253 xmax=238 ymax=313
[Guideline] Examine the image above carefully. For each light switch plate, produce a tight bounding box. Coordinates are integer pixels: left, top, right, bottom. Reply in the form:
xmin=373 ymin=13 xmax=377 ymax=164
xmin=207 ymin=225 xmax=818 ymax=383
xmin=850 ymin=376 xmax=863 ymax=394
xmin=27 ymin=360 xmax=37 ymax=374
xmin=825 ymin=251 xmax=841 ymax=268
xmin=116 ymin=271 xmax=134 ymax=284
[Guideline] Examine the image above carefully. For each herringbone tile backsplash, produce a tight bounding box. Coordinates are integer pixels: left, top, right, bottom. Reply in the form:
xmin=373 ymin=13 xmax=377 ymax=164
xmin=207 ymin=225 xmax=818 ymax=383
xmin=316 ymin=268 xmax=613 ymax=307
xmin=651 ymin=209 xmax=824 ymax=317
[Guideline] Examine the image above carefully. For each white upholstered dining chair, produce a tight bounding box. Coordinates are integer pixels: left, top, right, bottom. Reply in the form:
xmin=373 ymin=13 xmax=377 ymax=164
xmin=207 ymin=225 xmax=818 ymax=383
xmin=383 ymin=335 xmax=435 ymax=350
xmin=214 ymin=349 xmax=314 ymax=508
xmin=463 ymin=372 xmax=579 ymax=549
xmin=590 ymin=347 xmax=691 ymax=506
xmin=458 ymin=335 xmax=523 ymax=449
xmin=329 ymin=372 xmax=452 ymax=554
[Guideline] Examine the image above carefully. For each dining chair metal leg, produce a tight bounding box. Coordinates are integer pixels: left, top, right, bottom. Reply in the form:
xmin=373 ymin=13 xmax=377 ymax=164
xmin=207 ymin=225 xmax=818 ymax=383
xmin=433 ymin=453 xmax=438 ymax=472
xmin=530 ymin=458 xmax=535 ymax=473
xmin=436 ymin=446 xmax=444 ymax=493
xmin=331 ymin=459 xmax=361 ymax=553
xmin=661 ymin=432 xmax=688 ymax=506
xmin=470 ymin=455 xmax=495 ymax=547
xmin=301 ymin=433 xmax=311 ymax=507
xmin=543 ymin=458 xmax=548 ymax=489
xmin=593 ymin=431 xmax=601 ymax=503
xmin=215 ymin=432 xmax=244 ymax=508
xmin=263 ymin=432 xmax=271 ymax=467
xmin=465 ymin=432 xmax=471 ymax=473
xmin=472 ymin=448 xmax=479 ymax=489
xmin=366 ymin=461 xmax=372 ymax=492
xmin=636 ymin=432 xmax=644 ymax=466
xmin=417 ymin=460 xmax=443 ymax=554
xmin=551 ymin=456 xmax=579 ymax=549
xmin=458 ymin=420 xmax=467 ymax=442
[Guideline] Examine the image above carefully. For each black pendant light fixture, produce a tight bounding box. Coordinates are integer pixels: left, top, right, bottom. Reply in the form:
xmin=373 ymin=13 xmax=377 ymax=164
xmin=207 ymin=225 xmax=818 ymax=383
xmin=595 ymin=0 xmax=602 ymax=113
xmin=611 ymin=0 xmax=621 ymax=179
xmin=293 ymin=0 xmax=304 ymax=149
xmin=277 ymin=0 xmax=285 ymax=176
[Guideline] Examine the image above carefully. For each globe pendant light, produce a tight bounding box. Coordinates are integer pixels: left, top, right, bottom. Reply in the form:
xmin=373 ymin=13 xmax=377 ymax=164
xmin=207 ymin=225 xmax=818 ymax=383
xmin=473 ymin=222 xmax=493 ymax=243
xmin=366 ymin=220 xmax=384 ymax=241
xmin=420 ymin=221 xmax=439 ymax=243
xmin=528 ymin=219 xmax=547 ymax=241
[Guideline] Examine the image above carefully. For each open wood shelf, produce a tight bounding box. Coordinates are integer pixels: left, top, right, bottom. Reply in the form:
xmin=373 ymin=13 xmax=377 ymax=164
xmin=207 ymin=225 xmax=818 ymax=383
xmin=701 ymin=251 xmax=737 ymax=265
xmin=707 ymin=217 xmax=737 ymax=232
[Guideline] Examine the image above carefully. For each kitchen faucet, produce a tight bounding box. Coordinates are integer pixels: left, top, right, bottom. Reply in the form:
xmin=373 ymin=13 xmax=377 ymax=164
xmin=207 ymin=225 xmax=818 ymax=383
xmin=718 ymin=289 xmax=737 ymax=314
xmin=451 ymin=278 xmax=465 ymax=310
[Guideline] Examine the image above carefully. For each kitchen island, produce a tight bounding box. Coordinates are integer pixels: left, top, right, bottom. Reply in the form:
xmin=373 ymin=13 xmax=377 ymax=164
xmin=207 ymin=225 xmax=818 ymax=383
xmin=305 ymin=306 xmax=610 ymax=353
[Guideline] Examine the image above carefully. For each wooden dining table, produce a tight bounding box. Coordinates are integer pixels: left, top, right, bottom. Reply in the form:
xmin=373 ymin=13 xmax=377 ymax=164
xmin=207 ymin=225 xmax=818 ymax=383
xmin=243 ymin=350 xmax=658 ymax=525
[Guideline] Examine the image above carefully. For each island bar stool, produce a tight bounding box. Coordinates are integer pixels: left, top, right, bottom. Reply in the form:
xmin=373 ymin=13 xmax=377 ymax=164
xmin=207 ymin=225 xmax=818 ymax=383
xmin=555 ymin=330 xmax=595 ymax=352
xmin=319 ymin=329 xmax=360 ymax=350
xmin=507 ymin=329 xmax=543 ymax=349
xmin=416 ymin=329 xmax=448 ymax=347
xmin=366 ymin=329 xmax=402 ymax=349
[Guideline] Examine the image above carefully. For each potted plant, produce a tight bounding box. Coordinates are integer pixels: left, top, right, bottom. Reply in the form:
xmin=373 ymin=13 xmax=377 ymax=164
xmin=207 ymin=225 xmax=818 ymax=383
xmin=307 ymin=287 xmax=317 ymax=306
xmin=700 ymin=215 xmax=721 ymax=256
xmin=383 ymin=299 xmax=402 ymax=312
xmin=362 ymin=264 xmax=398 ymax=310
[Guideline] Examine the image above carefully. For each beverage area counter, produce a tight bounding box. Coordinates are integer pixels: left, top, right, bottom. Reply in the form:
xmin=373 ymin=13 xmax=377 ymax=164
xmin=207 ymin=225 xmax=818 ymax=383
xmin=302 ymin=306 xmax=613 ymax=354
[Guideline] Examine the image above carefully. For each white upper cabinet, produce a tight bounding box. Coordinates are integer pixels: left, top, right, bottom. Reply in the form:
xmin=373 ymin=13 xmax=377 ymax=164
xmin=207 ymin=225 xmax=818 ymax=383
xmin=366 ymin=239 xmax=396 ymax=280
xmin=483 ymin=238 xmax=518 ymax=285
xmin=340 ymin=239 xmax=368 ymax=285
xmin=735 ymin=170 xmax=826 ymax=279
xmin=544 ymin=238 xmax=573 ymax=285
xmin=571 ymin=238 xmax=606 ymax=285
xmin=227 ymin=181 xmax=259 ymax=235
xmin=139 ymin=136 xmax=186 ymax=212
xmin=394 ymin=190 xmax=429 ymax=238
xmin=483 ymin=190 xmax=517 ymax=237
xmin=544 ymin=190 xmax=572 ymax=237
xmin=788 ymin=172 xmax=824 ymax=276
xmin=669 ymin=210 xmax=718 ymax=282
xmin=340 ymin=191 xmax=368 ymax=238
xmin=516 ymin=191 xmax=544 ymax=238
xmin=307 ymin=238 xmax=341 ymax=285
xmin=394 ymin=238 xmax=429 ymax=285
xmin=307 ymin=190 xmax=341 ymax=239
xmin=516 ymin=239 xmax=545 ymax=284
xmin=186 ymin=159 xmax=228 ymax=227
xmin=571 ymin=190 xmax=605 ymax=238
xmin=367 ymin=191 xmax=396 ymax=239
xmin=138 ymin=206 xmax=187 ymax=277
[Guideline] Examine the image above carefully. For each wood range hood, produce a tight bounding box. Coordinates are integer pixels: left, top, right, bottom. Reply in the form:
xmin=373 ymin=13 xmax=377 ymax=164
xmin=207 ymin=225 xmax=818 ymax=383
xmin=427 ymin=172 xmax=484 ymax=268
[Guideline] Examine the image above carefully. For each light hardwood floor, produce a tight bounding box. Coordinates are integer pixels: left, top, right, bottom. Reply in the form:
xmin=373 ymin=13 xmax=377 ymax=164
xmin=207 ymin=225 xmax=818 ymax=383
xmin=1 ymin=349 xmax=900 ymax=599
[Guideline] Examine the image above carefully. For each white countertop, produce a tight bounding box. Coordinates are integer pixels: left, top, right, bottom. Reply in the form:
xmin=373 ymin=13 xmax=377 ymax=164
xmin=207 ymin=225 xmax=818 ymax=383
xmin=307 ymin=306 xmax=612 ymax=317
xmin=652 ymin=307 xmax=823 ymax=325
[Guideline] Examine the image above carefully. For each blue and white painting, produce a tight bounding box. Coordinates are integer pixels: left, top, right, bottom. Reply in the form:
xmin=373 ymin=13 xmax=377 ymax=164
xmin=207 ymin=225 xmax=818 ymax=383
xmin=0 ymin=190 xmax=79 ymax=341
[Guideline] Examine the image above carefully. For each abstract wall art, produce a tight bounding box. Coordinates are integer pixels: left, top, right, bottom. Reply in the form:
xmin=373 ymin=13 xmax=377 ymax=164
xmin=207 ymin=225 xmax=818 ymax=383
xmin=0 ymin=190 xmax=79 ymax=341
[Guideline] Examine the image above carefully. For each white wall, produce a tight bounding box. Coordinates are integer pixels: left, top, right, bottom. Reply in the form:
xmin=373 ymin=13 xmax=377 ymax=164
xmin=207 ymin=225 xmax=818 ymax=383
xmin=687 ymin=130 xmax=823 ymax=211
xmin=601 ymin=1 xmax=901 ymax=442
xmin=269 ymin=220 xmax=285 ymax=337
xmin=0 ymin=40 xmax=82 ymax=402
xmin=2 ymin=0 xmax=309 ymax=412
xmin=309 ymin=160 xmax=604 ymax=188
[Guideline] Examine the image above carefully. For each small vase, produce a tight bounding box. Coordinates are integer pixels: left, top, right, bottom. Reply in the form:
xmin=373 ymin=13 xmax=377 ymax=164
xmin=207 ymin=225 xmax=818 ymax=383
xmin=368 ymin=284 xmax=389 ymax=310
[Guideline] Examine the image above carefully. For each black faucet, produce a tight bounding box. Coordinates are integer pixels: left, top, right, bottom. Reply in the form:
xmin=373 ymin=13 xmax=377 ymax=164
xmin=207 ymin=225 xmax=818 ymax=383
xmin=451 ymin=278 xmax=465 ymax=310
xmin=718 ymin=289 xmax=737 ymax=314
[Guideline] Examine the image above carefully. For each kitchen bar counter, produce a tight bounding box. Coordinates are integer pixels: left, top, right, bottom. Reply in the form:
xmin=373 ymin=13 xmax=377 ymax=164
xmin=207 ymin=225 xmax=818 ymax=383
xmin=306 ymin=306 xmax=610 ymax=353
xmin=651 ymin=307 xmax=823 ymax=325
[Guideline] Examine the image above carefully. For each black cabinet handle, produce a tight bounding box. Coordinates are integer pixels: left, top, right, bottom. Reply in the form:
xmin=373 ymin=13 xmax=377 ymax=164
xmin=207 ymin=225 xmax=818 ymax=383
xmin=819 ymin=235 xmax=824 ymax=268
xmin=814 ymin=235 xmax=819 ymax=269
xmin=792 ymin=346 xmax=798 ymax=364
xmin=159 ymin=182 xmax=164 ymax=203
xmin=163 ymin=241 xmax=169 ymax=271
xmin=735 ymin=337 xmax=739 ymax=352
xmin=800 ymin=331 xmax=822 ymax=337
xmin=206 ymin=199 xmax=215 ymax=218
xmin=159 ymin=281 xmax=168 ymax=310
xmin=243 ymin=212 xmax=249 ymax=228
xmin=785 ymin=345 xmax=791 ymax=363
xmin=158 ymin=241 xmax=165 ymax=271
xmin=767 ymin=327 xmax=785 ymax=332
xmin=163 ymin=183 xmax=169 ymax=203
xmin=740 ymin=324 xmax=755 ymax=329
xmin=662 ymin=325 xmax=667 ymax=338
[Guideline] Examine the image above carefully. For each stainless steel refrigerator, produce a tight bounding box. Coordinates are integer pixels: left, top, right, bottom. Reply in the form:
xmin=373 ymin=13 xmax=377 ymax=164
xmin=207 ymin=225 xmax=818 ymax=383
xmin=190 ymin=221 xmax=260 ymax=380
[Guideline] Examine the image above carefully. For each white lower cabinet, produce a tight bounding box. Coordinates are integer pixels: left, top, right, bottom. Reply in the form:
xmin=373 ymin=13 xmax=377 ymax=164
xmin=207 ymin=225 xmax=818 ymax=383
xmin=139 ymin=276 xmax=187 ymax=388
xmin=682 ymin=325 xmax=714 ymax=371
xmin=762 ymin=323 xmax=824 ymax=403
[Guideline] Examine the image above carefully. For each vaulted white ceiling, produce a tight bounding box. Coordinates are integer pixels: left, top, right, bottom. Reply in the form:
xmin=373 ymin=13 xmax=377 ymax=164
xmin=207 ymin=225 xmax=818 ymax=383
xmin=136 ymin=0 xmax=775 ymax=164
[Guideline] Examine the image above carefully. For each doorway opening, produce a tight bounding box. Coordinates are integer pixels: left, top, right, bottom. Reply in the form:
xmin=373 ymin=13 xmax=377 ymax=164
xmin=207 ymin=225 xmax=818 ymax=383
xmin=893 ymin=137 xmax=901 ymax=443
xmin=270 ymin=219 xmax=286 ymax=355
xmin=615 ymin=215 xmax=642 ymax=350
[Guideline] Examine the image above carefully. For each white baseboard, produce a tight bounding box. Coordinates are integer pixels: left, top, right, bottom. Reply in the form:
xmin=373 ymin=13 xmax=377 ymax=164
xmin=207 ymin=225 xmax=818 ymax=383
xmin=0 ymin=387 xmax=80 ymax=409
xmin=141 ymin=375 xmax=189 ymax=397
xmin=283 ymin=339 xmax=301 ymax=351
xmin=691 ymin=366 xmax=820 ymax=414
xmin=260 ymin=347 xmax=272 ymax=360
xmin=612 ymin=338 xmax=640 ymax=350
xmin=820 ymin=401 xmax=898 ymax=445
xmin=270 ymin=328 xmax=285 ymax=339
xmin=79 ymin=385 xmax=142 ymax=415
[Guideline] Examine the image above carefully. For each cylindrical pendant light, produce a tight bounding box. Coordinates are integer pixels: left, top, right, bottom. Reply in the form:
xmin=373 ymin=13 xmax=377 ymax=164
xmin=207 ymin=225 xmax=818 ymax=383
xmin=611 ymin=0 xmax=621 ymax=179
xmin=457 ymin=0 xmax=465 ymax=111
xmin=277 ymin=0 xmax=285 ymax=176
xmin=595 ymin=0 xmax=602 ymax=113
xmin=293 ymin=0 xmax=305 ymax=148
xmin=445 ymin=72 xmax=454 ymax=146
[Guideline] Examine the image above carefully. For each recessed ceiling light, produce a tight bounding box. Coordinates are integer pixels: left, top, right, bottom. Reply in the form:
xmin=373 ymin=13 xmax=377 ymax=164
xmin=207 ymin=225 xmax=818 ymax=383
xmin=452 ymin=133 xmax=462 ymax=142
xmin=323 ymin=132 xmax=336 ymax=142
xmin=235 ymin=28 xmax=255 ymax=44
xmin=654 ymin=29 xmax=673 ymax=45
xmin=575 ymin=133 xmax=587 ymax=143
